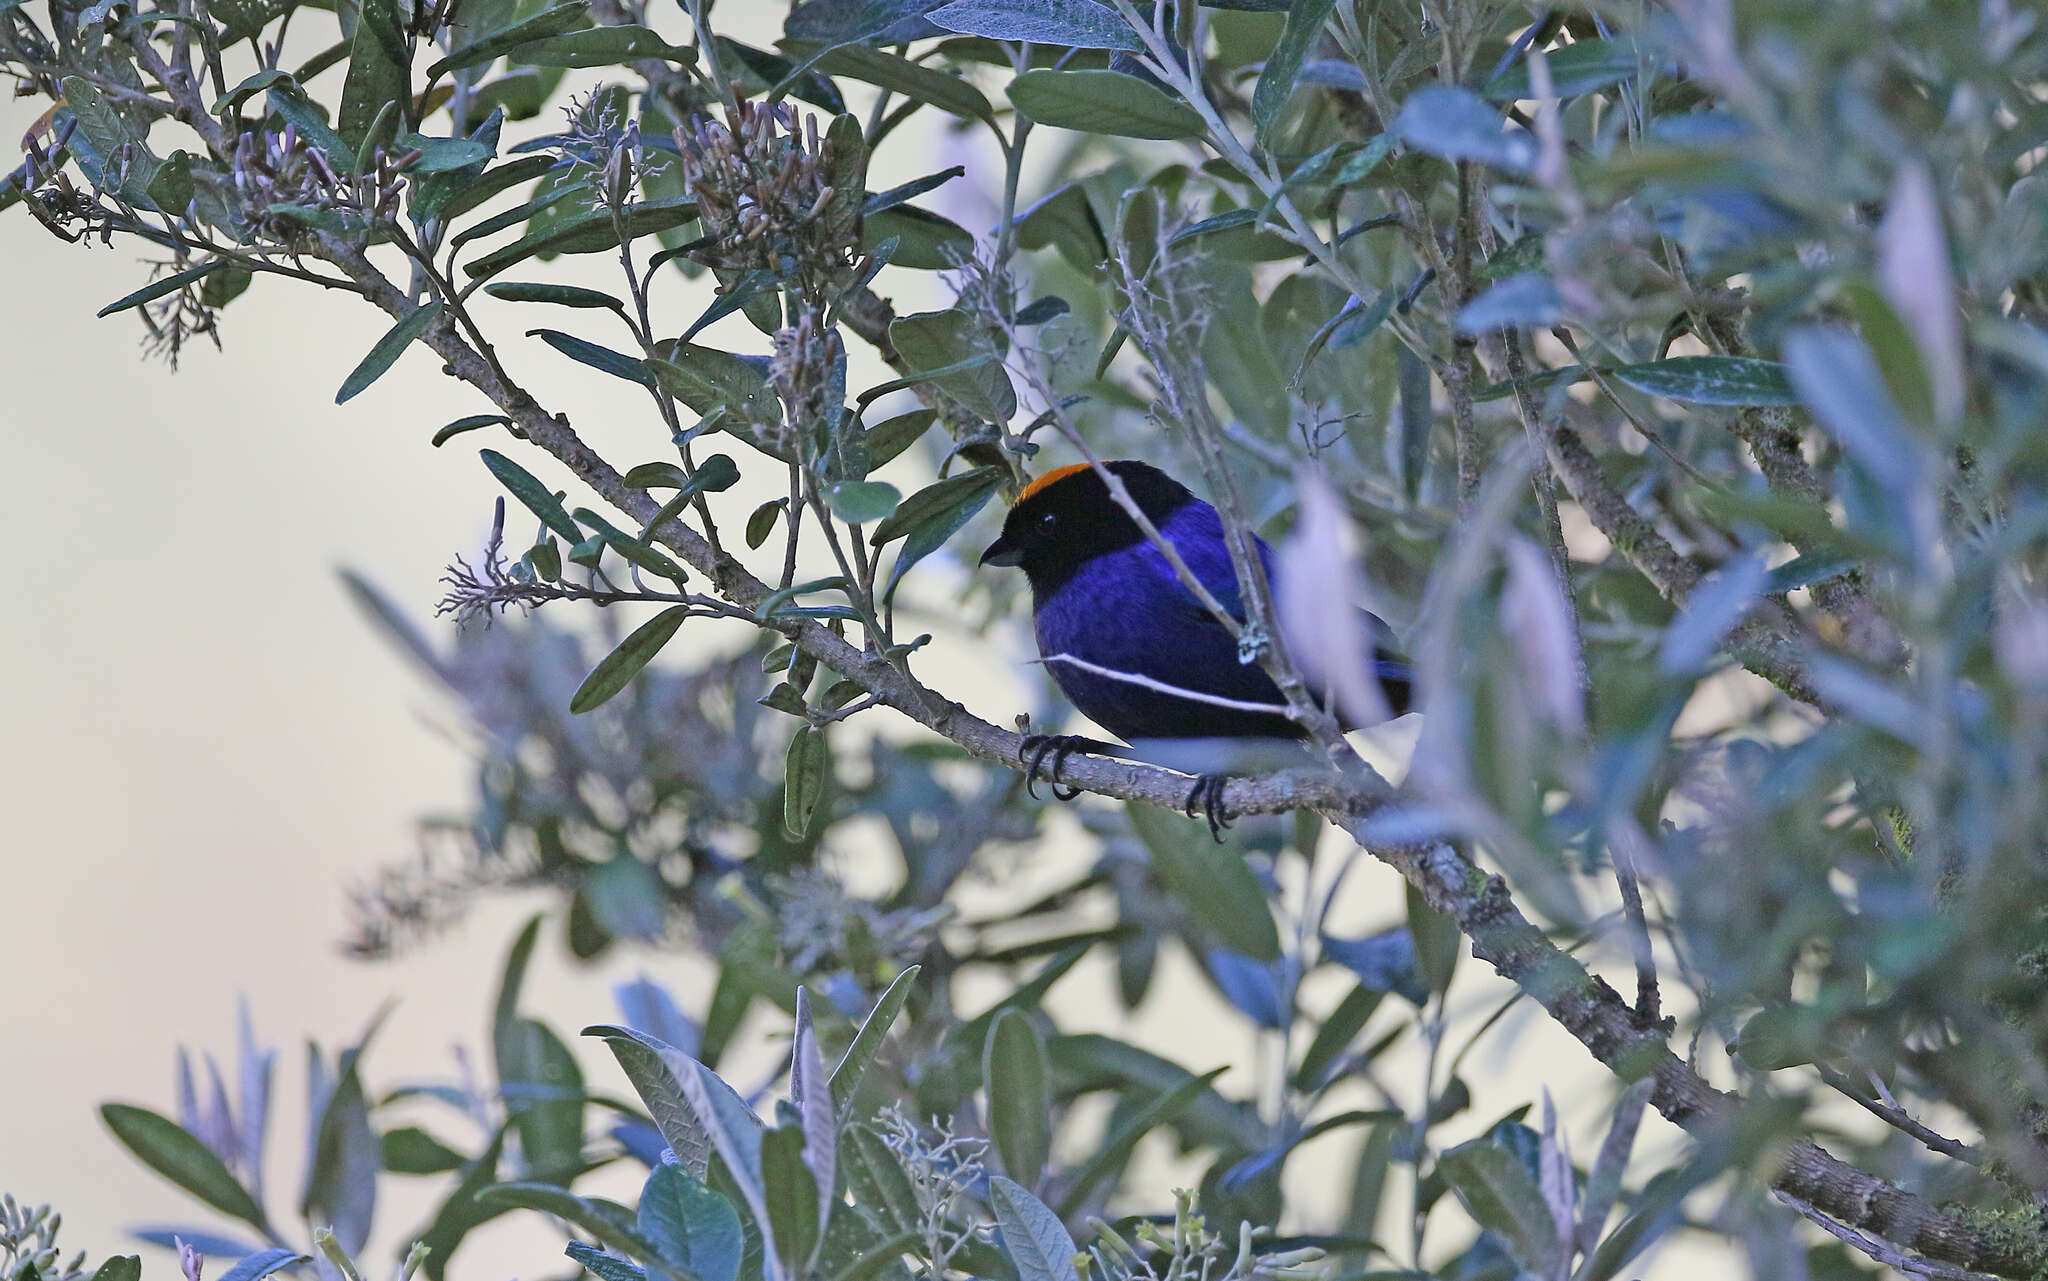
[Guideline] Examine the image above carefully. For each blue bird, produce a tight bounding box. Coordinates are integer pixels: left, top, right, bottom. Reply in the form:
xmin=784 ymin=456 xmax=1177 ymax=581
xmin=979 ymin=459 xmax=1411 ymax=834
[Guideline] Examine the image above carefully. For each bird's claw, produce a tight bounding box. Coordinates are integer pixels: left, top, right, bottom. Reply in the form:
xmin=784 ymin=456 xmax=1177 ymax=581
xmin=1019 ymin=734 xmax=1094 ymax=801
xmin=1184 ymin=773 xmax=1233 ymax=842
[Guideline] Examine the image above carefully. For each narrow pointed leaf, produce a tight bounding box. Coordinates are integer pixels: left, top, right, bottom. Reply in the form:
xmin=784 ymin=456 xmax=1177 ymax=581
xmin=571 ymin=606 xmax=692 ymax=712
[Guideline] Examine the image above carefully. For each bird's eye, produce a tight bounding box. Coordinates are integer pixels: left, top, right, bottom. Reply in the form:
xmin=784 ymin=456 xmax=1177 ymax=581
xmin=1040 ymin=511 xmax=1056 ymax=527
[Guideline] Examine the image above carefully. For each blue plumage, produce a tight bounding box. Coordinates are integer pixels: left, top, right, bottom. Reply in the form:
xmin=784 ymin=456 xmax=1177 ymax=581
xmin=980 ymin=460 xmax=1411 ymax=746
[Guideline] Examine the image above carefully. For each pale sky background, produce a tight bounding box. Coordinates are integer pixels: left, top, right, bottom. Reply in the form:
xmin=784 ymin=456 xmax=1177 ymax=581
xmin=0 ymin=41 xmax=1746 ymax=1281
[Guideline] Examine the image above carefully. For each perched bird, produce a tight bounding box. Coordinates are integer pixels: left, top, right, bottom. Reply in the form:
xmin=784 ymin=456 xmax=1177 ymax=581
xmin=979 ymin=459 xmax=1411 ymax=834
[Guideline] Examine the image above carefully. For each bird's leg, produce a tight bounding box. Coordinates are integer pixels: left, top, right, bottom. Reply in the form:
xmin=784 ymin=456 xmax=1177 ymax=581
xmin=1183 ymin=773 xmax=1233 ymax=842
xmin=1018 ymin=734 xmax=1116 ymax=801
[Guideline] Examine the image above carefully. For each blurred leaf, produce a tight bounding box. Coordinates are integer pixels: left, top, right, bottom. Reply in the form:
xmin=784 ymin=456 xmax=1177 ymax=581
xmin=215 ymin=1250 xmax=303 ymax=1281
xmin=100 ymin=1105 xmax=270 ymax=1232
xmin=1203 ymin=948 xmax=1289 ymax=1029
xmin=1321 ymin=928 xmax=1428 ymax=1003
xmin=1734 ymin=1004 xmax=1829 ymax=1071
xmin=571 ymin=607 xmax=693 ymax=713
xmin=1126 ymin=803 xmax=1281 ymax=962
xmin=418 ymin=1126 xmax=508 ymax=1281
xmin=1404 ymin=882 xmax=1460 ymax=997
xmin=861 ymin=205 xmax=974 ymax=270
xmin=1784 ymin=327 xmax=1922 ymax=499
xmin=1455 ymin=274 xmax=1559 ymax=335
xmin=1657 ymin=551 xmax=1767 ymax=675
xmin=476 ymin=1183 xmax=677 ymax=1276
xmin=926 ymin=0 xmax=1140 ymax=51
xmin=382 ymin=1126 xmax=467 ymax=1174
xmin=1610 ymin=356 xmax=1797 ymax=406
xmin=985 ymin=1009 xmax=1051 ymax=1187
xmin=1485 ymin=37 xmax=1647 ymax=100
xmin=747 ymin=500 xmax=787 ymax=549
xmin=1008 ymin=69 xmax=1203 ymax=140
xmin=302 ymin=1028 xmax=383 ymax=1253
xmin=1435 ymin=1139 xmax=1565 ymax=1277
xmin=1292 ymin=983 xmax=1385 ymax=1092
xmin=1392 ymin=85 xmax=1534 ymax=172
xmin=988 ymin=1176 xmax=1079 ymax=1281
xmin=336 ymin=302 xmax=442 ymax=403
xmin=1056 ymin=1066 xmax=1228 ymax=1215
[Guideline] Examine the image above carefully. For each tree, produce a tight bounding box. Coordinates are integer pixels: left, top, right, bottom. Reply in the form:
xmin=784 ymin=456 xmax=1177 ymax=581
xmin=9 ymin=0 xmax=2048 ymax=1276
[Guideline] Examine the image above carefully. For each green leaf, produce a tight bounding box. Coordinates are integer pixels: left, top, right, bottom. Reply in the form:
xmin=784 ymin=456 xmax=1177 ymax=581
xmin=382 ymin=1126 xmax=469 ymax=1174
xmin=863 ymin=409 xmax=936 ymax=469
xmin=481 ymin=448 xmax=583 ymax=543
xmin=530 ymin=328 xmax=656 ymax=386
xmin=90 ymin=1259 xmax=141 ymax=1281
xmin=984 ymin=1010 xmax=1051 ymax=1187
xmin=649 ymin=344 xmax=775 ymax=420
xmin=426 ymin=1 xmax=592 ymax=77
xmin=926 ymin=0 xmax=1140 ymax=51
xmin=1055 ymin=1067 xmax=1228 ymax=1216
xmin=499 ymin=1017 xmax=585 ymax=1176
xmin=1008 ymin=69 xmax=1203 ymax=140
xmin=396 ymin=132 xmax=494 ymax=173
xmin=825 ymin=480 xmax=901 ymax=525
xmin=566 ymin=1242 xmax=646 ymax=1281
xmin=1404 ymin=882 xmax=1460 ymax=997
xmin=638 ymin=1164 xmax=743 ymax=1281
xmin=746 ymin=500 xmax=786 ymax=550
xmin=441 ymin=155 xmax=559 ymax=223
xmin=265 ymin=85 xmax=356 ymax=174
xmin=1734 ymin=1004 xmax=1829 ymax=1071
xmin=302 ymin=1025 xmax=385 ymax=1252
xmin=586 ymin=1024 xmax=712 ymax=1176
xmin=861 ymin=205 xmax=974 ymax=270
xmin=337 ymin=0 xmax=411 ymax=153
xmin=213 ymin=67 xmax=292 ymax=112
xmin=337 ymin=302 xmax=443 ymax=403
xmin=816 ymin=46 xmax=995 ymax=123
xmin=510 ymin=25 xmax=698 ymax=67
xmin=97 ymin=261 xmax=225 ymax=317
xmin=433 ymin=417 xmax=512 ymax=450
xmin=1610 ymin=355 xmax=1798 ymax=406
xmin=1434 ymin=1139 xmax=1565 ymax=1277
xmin=59 ymin=76 xmax=159 ymax=202
xmin=887 ymin=310 xmax=1015 ymax=421
xmin=874 ymin=467 xmax=1002 ymax=600
xmin=100 ymin=1105 xmax=270 ymax=1231
xmin=464 ymin=195 xmax=699 ymax=280
xmin=783 ymin=724 xmax=831 ymax=837
xmin=475 ymin=1184 xmax=679 ymax=1277
xmin=986 ymin=1176 xmax=1078 ymax=1281
xmin=828 ymin=966 xmax=921 ymax=1112
xmin=1291 ymin=982 xmax=1385 ymax=1092
xmin=570 ymin=606 xmax=693 ymax=712
xmin=1126 ymin=803 xmax=1281 ymax=962
xmin=487 ymin=278 xmax=622 ymax=307
xmin=417 ymin=1127 xmax=509 ymax=1281
xmin=761 ymin=1127 xmax=822 ymax=1275
xmin=1251 ymin=0 xmax=1337 ymax=136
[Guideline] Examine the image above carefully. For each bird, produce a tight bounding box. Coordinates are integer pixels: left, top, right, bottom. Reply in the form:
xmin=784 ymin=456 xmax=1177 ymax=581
xmin=979 ymin=459 xmax=1412 ymax=836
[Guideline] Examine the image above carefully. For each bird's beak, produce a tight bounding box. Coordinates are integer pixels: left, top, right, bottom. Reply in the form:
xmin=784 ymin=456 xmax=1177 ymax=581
xmin=979 ymin=534 xmax=1022 ymax=568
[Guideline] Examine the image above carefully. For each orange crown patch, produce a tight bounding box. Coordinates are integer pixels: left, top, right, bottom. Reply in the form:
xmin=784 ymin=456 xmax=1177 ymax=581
xmin=1014 ymin=462 xmax=1094 ymax=506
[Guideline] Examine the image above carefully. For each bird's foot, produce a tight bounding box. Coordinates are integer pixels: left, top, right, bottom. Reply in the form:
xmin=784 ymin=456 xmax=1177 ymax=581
xmin=1019 ymin=734 xmax=1109 ymax=801
xmin=1184 ymin=773 xmax=1234 ymax=842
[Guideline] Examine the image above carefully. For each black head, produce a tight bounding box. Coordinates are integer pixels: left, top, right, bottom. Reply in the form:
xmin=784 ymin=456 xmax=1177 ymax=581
xmin=979 ymin=460 xmax=1196 ymax=593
